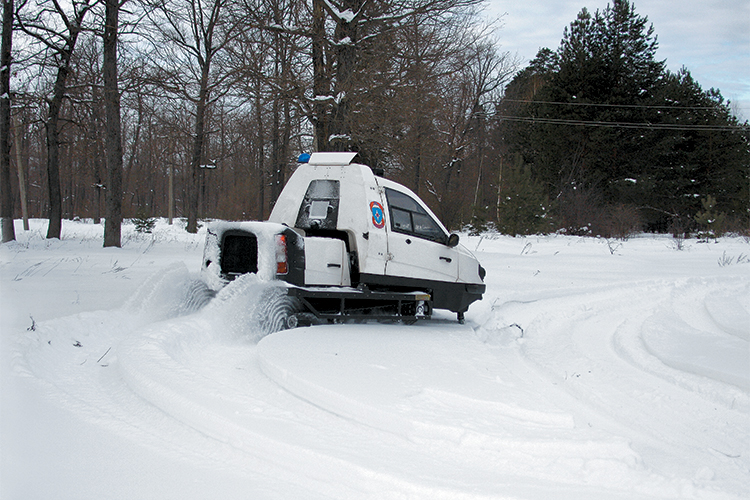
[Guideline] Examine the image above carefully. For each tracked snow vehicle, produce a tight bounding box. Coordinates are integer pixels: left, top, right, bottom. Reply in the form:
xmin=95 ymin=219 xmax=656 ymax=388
xmin=201 ymin=152 xmax=485 ymax=329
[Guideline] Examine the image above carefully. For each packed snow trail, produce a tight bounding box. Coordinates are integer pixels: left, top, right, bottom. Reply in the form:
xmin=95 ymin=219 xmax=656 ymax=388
xmin=3 ymin=221 xmax=749 ymax=499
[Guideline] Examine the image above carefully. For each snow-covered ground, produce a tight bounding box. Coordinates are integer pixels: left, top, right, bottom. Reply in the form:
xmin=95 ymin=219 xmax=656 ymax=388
xmin=1 ymin=219 xmax=748 ymax=500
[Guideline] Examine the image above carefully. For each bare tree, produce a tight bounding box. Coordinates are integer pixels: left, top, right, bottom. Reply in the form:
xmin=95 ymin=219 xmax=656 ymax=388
xmin=306 ymin=0 xmax=484 ymax=153
xmin=381 ymin=13 xmax=515 ymax=227
xmin=12 ymin=113 xmax=29 ymax=230
xmin=437 ymin=38 xmax=514 ymax=223
xmin=16 ymin=0 xmax=98 ymax=238
xmin=103 ymin=0 xmax=123 ymax=246
xmin=229 ymin=0 xmax=309 ymax=213
xmin=223 ymin=10 xmax=270 ymax=218
xmin=1 ymin=0 xmax=15 ymax=242
xmin=142 ymin=0 xmax=242 ymax=233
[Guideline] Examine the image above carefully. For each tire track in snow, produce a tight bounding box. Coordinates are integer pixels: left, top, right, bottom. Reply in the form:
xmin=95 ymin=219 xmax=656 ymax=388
xmin=115 ymin=283 xmax=514 ymax=499
xmin=256 ymin=325 xmax=709 ymax=497
xmin=117 ymin=317 xmax=552 ymax=500
xmin=17 ymin=265 xmax=490 ymax=499
xmin=495 ymin=275 xmax=750 ymax=498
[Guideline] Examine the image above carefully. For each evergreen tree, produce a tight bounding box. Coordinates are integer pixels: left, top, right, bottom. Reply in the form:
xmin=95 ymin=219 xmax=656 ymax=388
xmin=535 ymin=0 xmax=664 ymax=192
xmin=496 ymin=0 xmax=749 ymax=233
xmin=495 ymin=155 xmax=552 ymax=236
xmin=638 ymin=69 xmax=750 ymax=229
xmin=694 ymin=195 xmax=726 ymax=241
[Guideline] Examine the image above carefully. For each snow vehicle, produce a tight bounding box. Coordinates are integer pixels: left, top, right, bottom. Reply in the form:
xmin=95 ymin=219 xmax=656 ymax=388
xmin=201 ymin=152 xmax=486 ymax=330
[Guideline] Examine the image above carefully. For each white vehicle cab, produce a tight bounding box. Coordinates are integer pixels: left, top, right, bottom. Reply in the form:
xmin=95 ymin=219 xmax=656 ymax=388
xmin=202 ymin=152 xmax=485 ymax=328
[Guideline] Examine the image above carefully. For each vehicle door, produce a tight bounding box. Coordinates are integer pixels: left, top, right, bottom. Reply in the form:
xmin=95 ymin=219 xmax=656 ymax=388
xmin=382 ymin=187 xmax=458 ymax=283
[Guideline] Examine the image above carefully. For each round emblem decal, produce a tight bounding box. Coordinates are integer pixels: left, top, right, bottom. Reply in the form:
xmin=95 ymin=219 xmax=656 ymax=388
xmin=370 ymin=201 xmax=385 ymax=228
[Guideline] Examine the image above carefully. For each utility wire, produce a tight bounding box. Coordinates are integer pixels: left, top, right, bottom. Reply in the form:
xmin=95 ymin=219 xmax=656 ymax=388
xmin=501 ymin=98 xmax=721 ymax=111
xmin=496 ymin=114 xmax=746 ymax=132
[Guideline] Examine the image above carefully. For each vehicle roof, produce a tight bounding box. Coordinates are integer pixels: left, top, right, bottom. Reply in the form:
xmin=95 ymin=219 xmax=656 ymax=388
xmin=306 ymin=152 xmax=358 ymax=166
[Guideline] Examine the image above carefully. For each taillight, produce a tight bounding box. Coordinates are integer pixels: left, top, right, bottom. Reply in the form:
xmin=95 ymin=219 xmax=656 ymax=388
xmin=275 ymin=234 xmax=288 ymax=275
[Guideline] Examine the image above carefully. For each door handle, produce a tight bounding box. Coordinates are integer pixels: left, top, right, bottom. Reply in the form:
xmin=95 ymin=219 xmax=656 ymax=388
xmin=405 ymin=238 xmax=412 ymax=244
xmin=440 ymin=256 xmax=452 ymax=263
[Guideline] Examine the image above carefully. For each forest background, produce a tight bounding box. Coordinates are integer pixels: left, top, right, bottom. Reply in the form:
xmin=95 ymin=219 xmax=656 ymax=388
xmin=0 ymin=0 xmax=747 ymax=246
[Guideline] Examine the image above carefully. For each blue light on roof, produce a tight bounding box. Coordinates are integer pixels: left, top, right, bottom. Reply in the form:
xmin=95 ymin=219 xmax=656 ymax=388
xmin=298 ymin=153 xmax=311 ymax=163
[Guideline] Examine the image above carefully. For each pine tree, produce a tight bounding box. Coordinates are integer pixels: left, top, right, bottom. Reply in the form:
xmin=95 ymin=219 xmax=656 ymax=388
xmin=634 ymin=69 xmax=750 ymax=230
xmin=695 ymin=195 xmax=726 ymax=241
xmin=495 ymin=156 xmax=553 ymax=236
xmin=497 ymin=0 xmax=749 ymax=233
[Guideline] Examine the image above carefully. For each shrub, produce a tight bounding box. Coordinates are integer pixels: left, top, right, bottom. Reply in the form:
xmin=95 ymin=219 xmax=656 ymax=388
xmin=554 ymin=184 xmax=606 ymax=236
xmin=133 ymin=208 xmax=157 ymax=233
xmin=467 ymin=206 xmax=494 ymax=236
xmin=695 ymin=195 xmax=727 ymax=241
xmin=603 ymin=203 xmax=642 ymax=240
xmin=496 ymin=161 xmax=553 ymax=236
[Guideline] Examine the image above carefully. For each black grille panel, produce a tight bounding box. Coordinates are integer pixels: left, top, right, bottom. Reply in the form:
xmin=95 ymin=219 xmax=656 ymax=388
xmin=221 ymin=232 xmax=258 ymax=277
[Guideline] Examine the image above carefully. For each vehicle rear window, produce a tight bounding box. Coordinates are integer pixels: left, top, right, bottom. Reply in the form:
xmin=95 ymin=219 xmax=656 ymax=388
xmin=296 ymin=180 xmax=340 ymax=230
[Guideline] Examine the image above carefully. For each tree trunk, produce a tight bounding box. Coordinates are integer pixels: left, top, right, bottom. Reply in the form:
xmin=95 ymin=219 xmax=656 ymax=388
xmin=45 ymin=72 xmax=66 ymax=239
xmin=0 ymin=0 xmax=14 ymax=242
xmin=311 ymin=0 xmax=329 ymax=151
xmin=103 ymin=0 xmax=123 ymax=247
xmin=328 ymin=0 xmax=362 ymax=151
xmin=122 ymin=90 xmax=143 ymax=209
xmin=414 ymin=127 xmax=422 ymax=196
xmin=12 ymin=114 xmax=29 ymax=231
xmin=280 ymin=96 xmax=291 ymax=191
xmin=270 ymin=121 xmax=281 ymax=207
xmin=168 ymin=164 xmax=174 ymax=224
xmin=270 ymin=61 xmax=281 ymax=205
xmin=44 ymin=29 xmax=82 ymax=239
xmin=254 ymin=76 xmax=265 ymax=219
xmin=186 ymin=69 xmax=210 ymax=233
xmin=90 ymin=81 xmax=104 ymax=224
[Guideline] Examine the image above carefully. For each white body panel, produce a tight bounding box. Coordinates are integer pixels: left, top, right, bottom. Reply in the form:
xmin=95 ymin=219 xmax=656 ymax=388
xmin=304 ymin=237 xmax=351 ymax=286
xmin=306 ymin=152 xmax=358 ymax=166
xmin=456 ymin=245 xmax=483 ymax=283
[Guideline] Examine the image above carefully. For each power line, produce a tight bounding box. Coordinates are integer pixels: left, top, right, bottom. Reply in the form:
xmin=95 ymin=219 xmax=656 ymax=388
xmin=501 ymin=98 xmax=720 ymax=111
xmin=496 ymin=114 xmax=747 ymax=132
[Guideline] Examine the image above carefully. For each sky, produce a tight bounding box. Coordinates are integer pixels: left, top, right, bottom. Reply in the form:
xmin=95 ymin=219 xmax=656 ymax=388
xmin=485 ymin=0 xmax=750 ymax=120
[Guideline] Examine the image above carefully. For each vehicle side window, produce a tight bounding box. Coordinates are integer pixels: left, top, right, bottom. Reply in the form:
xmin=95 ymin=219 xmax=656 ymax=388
xmin=385 ymin=188 xmax=446 ymax=243
xmin=391 ymin=207 xmax=412 ymax=232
